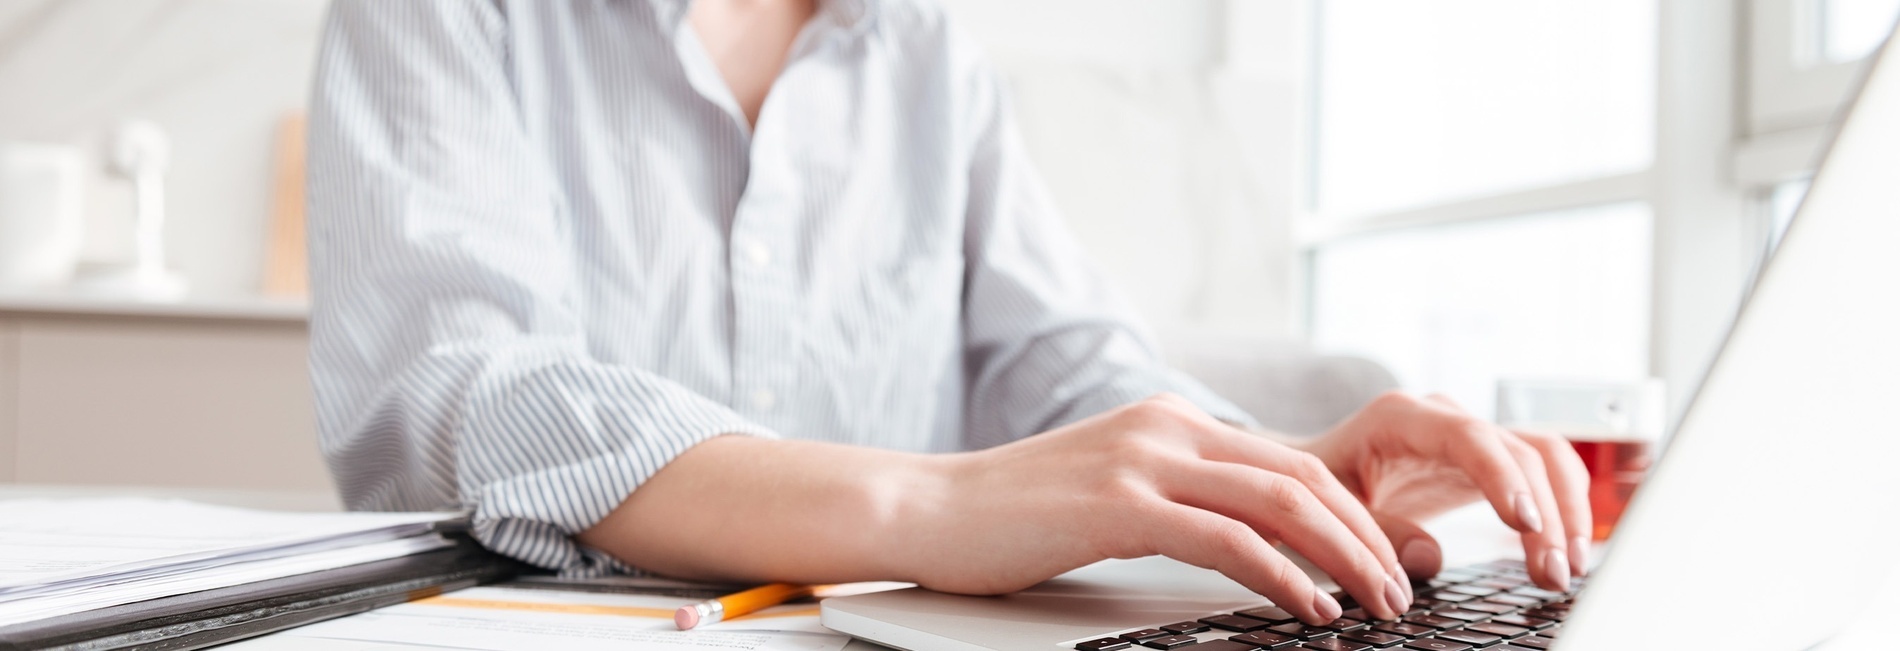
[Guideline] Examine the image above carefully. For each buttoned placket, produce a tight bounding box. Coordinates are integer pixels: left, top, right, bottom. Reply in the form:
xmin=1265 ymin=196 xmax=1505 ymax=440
xmin=668 ymin=6 xmax=848 ymax=421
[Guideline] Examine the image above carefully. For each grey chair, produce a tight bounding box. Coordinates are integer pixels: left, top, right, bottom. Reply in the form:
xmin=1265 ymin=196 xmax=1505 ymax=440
xmin=1159 ymin=330 xmax=1400 ymax=437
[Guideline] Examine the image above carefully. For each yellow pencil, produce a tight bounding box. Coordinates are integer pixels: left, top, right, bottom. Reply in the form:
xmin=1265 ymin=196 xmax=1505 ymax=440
xmin=674 ymin=583 xmax=816 ymax=630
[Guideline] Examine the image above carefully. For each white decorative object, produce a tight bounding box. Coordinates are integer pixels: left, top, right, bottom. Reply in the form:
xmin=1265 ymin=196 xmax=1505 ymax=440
xmin=0 ymin=143 xmax=85 ymax=289
xmin=71 ymin=120 xmax=189 ymax=301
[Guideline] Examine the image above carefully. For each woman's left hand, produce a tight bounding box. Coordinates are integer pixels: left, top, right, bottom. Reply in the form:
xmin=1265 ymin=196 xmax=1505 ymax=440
xmin=1298 ymin=391 xmax=1593 ymax=591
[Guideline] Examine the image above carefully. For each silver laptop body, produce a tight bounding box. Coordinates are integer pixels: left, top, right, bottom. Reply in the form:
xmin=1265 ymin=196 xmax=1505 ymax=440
xmin=823 ymin=27 xmax=1900 ymax=651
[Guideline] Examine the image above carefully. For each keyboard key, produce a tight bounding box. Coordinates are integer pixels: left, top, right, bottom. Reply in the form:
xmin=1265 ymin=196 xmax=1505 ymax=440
xmin=1076 ymin=638 xmax=1131 ymax=651
xmin=1162 ymin=621 xmax=1211 ymax=635
xmin=1267 ymin=623 xmax=1338 ymax=640
xmin=1203 ymin=615 xmax=1275 ymax=632
xmin=1442 ymin=585 xmax=1500 ymax=597
xmin=1434 ymin=629 xmax=1502 ymax=646
xmin=1121 ymin=629 xmax=1169 ymax=642
xmin=1511 ymin=637 xmax=1556 ymax=650
xmin=1520 ymin=608 xmax=1567 ymax=622
xmin=1140 ymin=635 xmax=1199 ymax=649
xmin=1431 ymin=609 xmax=1490 ymax=623
xmin=1474 ymin=578 xmax=1524 ymax=590
xmin=1458 ymin=601 xmax=1515 ymax=615
xmin=1179 ymin=641 xmax=1257 ymax=651
xmin=1482 ymin=594 xmax=1540 ymax=607
xmin=1372 ymin=622 xmax=1435 ymax=638
xmin=1423 ymin=591 xmax=1478 ymax=603
xmin=1324 ymin=618 xmax=1369 ymax=632
xmin=1436 ymin=569 xmax=1485 ymax=583
xmin=1341 ymin=608 xmax=1371 ymax=622
xmin=1303 ymin=639 xmax=1373 ymax=651
xmin=1401 ymin=639 xmax=1472 ymax=651
xmin=1508 ymin=587 xmax=1565 ymax=601
xmin=1339 ymin=630 xmax=1408 ymax=648
xmin=1401 ymin=614 xmax=1462 ymax=630
xmin=1230 ymin=631 xmax=1302 ymax=649
xmin=1487 ymin=614 xmax=1555 ymax=630
xmin=1239 ymin=606 xmax=1301 ymax=624
xmin=1464 ymin=622 xmax=1528 ymax=638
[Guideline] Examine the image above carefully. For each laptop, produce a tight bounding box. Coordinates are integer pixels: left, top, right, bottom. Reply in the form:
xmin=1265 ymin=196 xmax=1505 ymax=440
xmin=822 ymin=24 xmax=1900 ymax=651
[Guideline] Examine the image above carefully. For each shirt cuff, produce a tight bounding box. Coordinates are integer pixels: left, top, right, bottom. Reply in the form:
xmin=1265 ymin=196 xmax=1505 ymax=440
xmin=460 ymin=386 xmax=777 ymax=575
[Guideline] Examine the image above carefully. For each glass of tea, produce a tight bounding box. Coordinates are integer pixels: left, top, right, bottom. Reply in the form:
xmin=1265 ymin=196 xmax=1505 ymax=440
xmin=1496 ymin=378 xmax=1666 ymax=542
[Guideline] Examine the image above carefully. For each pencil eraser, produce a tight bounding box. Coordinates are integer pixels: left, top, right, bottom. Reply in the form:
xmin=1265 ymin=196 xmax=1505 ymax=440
xmin=675 ymin=605 xmax=698 ymax=630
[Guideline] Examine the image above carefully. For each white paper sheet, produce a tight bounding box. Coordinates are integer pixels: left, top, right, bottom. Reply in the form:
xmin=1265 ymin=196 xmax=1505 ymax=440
xmin=0 ymin=497 xmax=456 ymax=593
xmin=284 ymin=586 xmax=851 ymax=651
xmin=0 ymin=534 xmax=453 ymax=627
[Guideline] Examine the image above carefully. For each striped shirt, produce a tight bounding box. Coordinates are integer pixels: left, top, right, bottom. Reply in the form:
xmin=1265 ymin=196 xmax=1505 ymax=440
xmin=306 ymin=0 xmax=1254 ymax=575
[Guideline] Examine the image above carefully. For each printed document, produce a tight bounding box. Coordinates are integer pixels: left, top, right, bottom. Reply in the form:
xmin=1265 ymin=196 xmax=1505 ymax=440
xmin=0 ymin=497 xmax=459 ymax=626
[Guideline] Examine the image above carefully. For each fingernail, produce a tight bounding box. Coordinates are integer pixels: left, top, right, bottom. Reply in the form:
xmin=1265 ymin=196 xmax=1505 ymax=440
xmin=1568 ymin=535 xmax=1589 ymax=577
xmin=1312 ymin=590 xmax=1342 ymax=623
xmin=1395 ymin=564 xmax=1414 ymax=604
xmin=1383 ymin=574 xmax=1409 ymax=619
xmin=1514 ymin=493 xmax=1544 ymax=533
xmin=1542 ymin=547 xmax=1569 ymax=590
xmin=1400 ymin=538 xmax=1439 ymax=578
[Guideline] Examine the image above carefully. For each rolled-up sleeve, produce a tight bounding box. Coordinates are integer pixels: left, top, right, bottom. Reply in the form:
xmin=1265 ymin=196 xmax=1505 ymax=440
xmin=958 ymin=62 xmax=1257 ymax=449
xmin=306 ymin=0 xmax=771 ymax=575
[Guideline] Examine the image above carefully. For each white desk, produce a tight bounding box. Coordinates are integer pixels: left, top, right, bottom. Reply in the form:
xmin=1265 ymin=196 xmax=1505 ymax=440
xmin=5 ymin=486 xmax=1892 ymax=650
xmin=230 ymin=502 xmax=1530 ymax=651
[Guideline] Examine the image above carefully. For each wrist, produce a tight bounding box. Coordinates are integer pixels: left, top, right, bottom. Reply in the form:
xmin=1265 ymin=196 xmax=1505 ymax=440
xmin=870 ymin=449 xmax=967 ymax=585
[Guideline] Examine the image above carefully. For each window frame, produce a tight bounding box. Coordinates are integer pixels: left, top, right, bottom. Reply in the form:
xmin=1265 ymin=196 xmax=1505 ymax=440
xmin=1291 ymin=0 xmax=1761 ymax=425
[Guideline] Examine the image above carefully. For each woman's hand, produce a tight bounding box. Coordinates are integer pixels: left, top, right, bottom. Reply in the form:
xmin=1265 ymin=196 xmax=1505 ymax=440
xmin=1298 ymin=391 xmax=1592 ymax=591
xmin=898 ymin=393 xmax=1415 ymax=624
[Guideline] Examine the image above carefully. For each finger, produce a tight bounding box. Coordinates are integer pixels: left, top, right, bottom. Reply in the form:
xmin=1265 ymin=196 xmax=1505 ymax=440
xmin=1148 ymin=504 xmax=1342 ymax=625
xmin=1515 ymin=430 xmax=1593 ymax=578
xmin=1162 ymin=410 xmax=1411 ymax=611
xmin=1423 ymin=393 xmax=1468 ymax=413
xmin=1371 ymin=511 xmax=1443 ymax=583
xmin=1499 ymin=434 xmax=1571 ymax=590
xmin=1161 ymin=460 xmax=1409 ymax=622
xmin=1416 ymin=409 xmax=1547 ymax=537
xmin=1200 ymin=431 xmax=1405 ymax=591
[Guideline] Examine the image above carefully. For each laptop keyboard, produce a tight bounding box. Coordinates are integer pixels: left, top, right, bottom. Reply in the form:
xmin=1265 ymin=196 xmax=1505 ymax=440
xmin=1071 ymin=560 xmax=1579 ymax=651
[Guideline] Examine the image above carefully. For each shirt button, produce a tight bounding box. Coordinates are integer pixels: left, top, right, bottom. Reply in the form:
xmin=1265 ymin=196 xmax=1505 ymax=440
xmin=750 ymin=388 xmax=777 ymax=411
xmin=741 ymin=239 xmax=772 ymax=267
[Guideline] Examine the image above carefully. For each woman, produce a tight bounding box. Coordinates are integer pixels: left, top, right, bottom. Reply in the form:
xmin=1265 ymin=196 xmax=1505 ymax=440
xmin=308 ymin=0 xmax=1590 ymax=626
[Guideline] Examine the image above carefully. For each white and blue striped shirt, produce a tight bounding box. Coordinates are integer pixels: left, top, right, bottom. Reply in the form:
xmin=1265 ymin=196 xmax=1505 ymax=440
xmin=307 ymin=0 xmax=1253 ymax=575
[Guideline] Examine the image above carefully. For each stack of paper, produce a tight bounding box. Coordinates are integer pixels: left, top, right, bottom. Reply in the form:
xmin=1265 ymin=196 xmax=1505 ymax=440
xmin=0 ymin=497 xmax=463 ymax=628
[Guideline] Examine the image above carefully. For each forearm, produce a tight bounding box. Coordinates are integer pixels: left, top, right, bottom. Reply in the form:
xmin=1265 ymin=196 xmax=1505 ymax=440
xmin=576 ymin=435 xmax=955 ymax=584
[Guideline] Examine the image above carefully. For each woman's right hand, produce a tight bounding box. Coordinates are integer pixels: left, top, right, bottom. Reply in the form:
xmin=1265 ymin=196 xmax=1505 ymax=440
xmin=892 ymin=393 xmax=1413 ymax=625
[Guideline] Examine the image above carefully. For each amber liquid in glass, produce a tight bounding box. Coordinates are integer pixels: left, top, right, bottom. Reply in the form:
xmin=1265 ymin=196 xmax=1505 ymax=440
xmin=1568 ymin=437 xmax=1652 ymax=541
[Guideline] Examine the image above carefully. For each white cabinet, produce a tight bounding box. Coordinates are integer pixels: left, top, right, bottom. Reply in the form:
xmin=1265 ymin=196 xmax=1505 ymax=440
xmin=0 ymin=298 xmax=333 ymax=492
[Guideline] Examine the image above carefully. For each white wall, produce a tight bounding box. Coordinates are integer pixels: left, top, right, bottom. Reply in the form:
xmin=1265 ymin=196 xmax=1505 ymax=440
xmin=943 ymin=0 xmax=1303 ymax=338
xmin=0 ymin=0 xmax=1301 ymax=337
xmin=0 ymin=0 xmax=329 ymax=298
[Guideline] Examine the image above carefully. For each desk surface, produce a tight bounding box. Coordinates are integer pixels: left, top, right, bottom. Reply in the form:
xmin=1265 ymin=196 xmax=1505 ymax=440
xmin=4 ymin=485 xmax=1892 ymax=650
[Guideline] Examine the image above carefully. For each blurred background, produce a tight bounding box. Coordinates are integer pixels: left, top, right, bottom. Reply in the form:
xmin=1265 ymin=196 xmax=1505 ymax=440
xmin=0 ymin=0 xmax=1890 ymax=493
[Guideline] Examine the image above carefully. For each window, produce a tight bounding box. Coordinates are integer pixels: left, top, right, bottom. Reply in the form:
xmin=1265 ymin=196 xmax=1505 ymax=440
xmin=1304 ymin=0 xmax=1894 ymax=422
xmin=1816 ymin=0 xmax=1900 ymax=63
xmin=1767 ymin=177 xmax=1813 ymax=250
xmin=1302 ymin=0 xmax=1660 ymax=418
xmin=1746 ymin=0 xmax=1900 ymax=135
xmin=1312 ymin=1 xmax=1655 ymax=218
xmin=1310 ymin=204 xmax=1652 ymax=418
